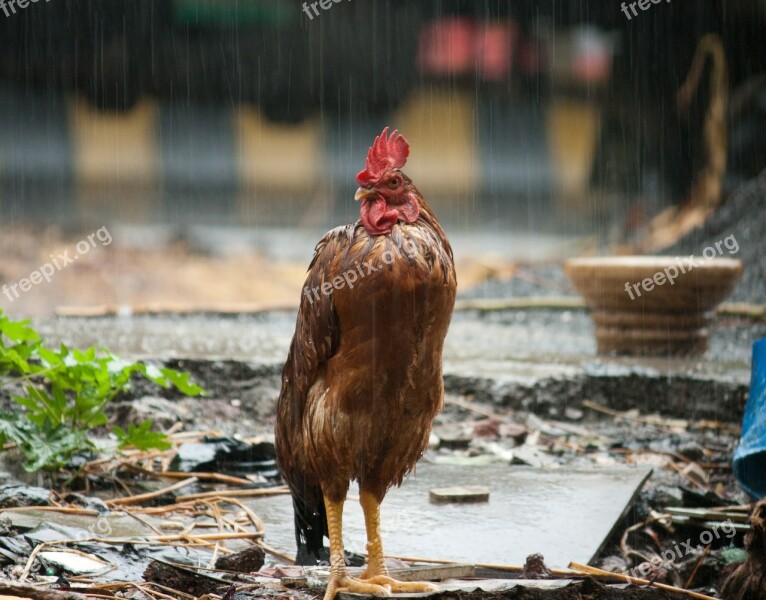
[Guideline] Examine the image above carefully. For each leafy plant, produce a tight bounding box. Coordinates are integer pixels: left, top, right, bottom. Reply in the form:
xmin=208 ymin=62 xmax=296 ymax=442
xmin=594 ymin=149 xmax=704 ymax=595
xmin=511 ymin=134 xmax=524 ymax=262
xmin=114 ymin=420 xmax=173 ymax=452
xmin=0 ymin=310 xmax=204 ymax=471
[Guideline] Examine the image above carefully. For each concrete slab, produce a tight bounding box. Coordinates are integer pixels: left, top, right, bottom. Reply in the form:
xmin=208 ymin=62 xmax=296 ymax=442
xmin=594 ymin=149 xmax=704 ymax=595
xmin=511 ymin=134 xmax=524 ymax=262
xmin=0 ymin=509 xmax=155 ymax=539
xmin=248 ymin=463 xmax=651 ymax=570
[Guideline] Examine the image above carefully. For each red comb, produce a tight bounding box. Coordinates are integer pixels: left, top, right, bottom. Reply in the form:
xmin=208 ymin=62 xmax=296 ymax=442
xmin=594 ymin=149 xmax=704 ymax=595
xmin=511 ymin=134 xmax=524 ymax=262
xmin=356 ymin=127 xmax=410 ymax=186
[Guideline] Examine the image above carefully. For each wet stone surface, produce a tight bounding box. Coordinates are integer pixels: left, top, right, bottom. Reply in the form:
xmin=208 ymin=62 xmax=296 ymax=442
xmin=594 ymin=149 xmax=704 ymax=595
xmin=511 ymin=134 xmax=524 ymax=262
xmin=28 ymin=309 xmax=761 ymax=423
xmin=248 ymin=463 xmax=652 ymax=569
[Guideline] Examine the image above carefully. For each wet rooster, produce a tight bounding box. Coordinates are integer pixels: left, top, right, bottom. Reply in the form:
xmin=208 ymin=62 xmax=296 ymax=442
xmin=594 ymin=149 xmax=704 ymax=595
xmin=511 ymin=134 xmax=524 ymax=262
xmin=275 ymin=128 xmax=456 ymax=599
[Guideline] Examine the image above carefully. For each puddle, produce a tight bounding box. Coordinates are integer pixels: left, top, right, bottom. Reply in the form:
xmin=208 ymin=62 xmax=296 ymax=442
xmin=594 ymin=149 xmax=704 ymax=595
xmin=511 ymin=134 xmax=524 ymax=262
xmin=249 ymin=462 xmax=650 ymax=569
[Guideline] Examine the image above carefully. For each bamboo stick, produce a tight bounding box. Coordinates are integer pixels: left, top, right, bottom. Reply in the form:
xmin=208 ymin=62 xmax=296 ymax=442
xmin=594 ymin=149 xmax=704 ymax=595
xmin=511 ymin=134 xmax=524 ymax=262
xmin=156 ymin=471 xmax=252 ymax=486
xmin=379 ymin=554 xmax=576 ymax=577
xmin=1 ymin=506 xmax=100 ymax=516
xmin=152 ymin=532 xmax=263 ymax=542
xmin=107 ymin=477 xmax=199 ymax=507
xmin=568 ymin=562 xmax=719 ymax=600
xmin=176 ymin=487 xmax=290 ymax=502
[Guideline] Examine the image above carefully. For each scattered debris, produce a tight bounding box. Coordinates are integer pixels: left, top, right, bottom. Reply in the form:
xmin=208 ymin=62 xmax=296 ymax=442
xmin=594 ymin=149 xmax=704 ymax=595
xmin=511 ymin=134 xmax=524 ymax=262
xmin=144 ymin=559 xmax=227 ymax=597
xmin=0 ymin=485 xmax=51 ymax=509
xmin=520 ymin=553 xmax=552 ymax=579
xmin=721 ymin=499 xmax=766 ymax=600
xmin=171 ymin=436 xmax=278 ymax=481
xmin=214 ymin=545 xmax=266 ymax=573
xmin=280 ymin=563 xmax=476 ymax=589
xmin=38 ymin=550 xmax=111 ymax=575
xmin=0 ymin=581 xmax=86 ymax=600
xmin=0 ymin=365 xmax=752 ymax=599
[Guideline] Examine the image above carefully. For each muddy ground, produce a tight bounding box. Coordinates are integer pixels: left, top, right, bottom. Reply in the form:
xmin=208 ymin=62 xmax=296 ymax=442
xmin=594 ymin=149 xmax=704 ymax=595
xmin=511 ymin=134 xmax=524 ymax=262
xmin=104 ymin=376 xmax=745 ymax=596
xmin=0 ymin=352 xmax=751 ymax=599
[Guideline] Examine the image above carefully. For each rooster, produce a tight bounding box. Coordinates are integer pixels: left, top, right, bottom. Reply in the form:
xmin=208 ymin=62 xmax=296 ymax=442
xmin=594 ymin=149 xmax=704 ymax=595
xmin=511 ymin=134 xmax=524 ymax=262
xmin=275 ymin=128 xmax=456 ymax=600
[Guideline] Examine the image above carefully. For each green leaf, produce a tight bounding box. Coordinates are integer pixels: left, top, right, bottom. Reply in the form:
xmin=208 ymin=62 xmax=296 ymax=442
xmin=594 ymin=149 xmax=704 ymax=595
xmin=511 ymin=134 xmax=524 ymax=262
xmin=115 ymin=421 xmax=172 ymax=451
xmin=158 ymin=368 xmax=204 ymax=396
xmin=0 ymin=411 xmax=33 ymax=447
xmin=21 ymin=426 xmax=91 ymax=472
xmin=37 ymin=347 xmax=64 ymax=367
xmin=0 ymin=317 xmax=40 ymax=343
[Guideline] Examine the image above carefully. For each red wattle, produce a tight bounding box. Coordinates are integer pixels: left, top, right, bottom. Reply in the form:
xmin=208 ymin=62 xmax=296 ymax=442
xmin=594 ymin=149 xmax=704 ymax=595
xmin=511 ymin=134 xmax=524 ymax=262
xmin=360 ymin=194 xmax=421 ymax=236
xmin=361 ymin=196 xmax=399 ymax=235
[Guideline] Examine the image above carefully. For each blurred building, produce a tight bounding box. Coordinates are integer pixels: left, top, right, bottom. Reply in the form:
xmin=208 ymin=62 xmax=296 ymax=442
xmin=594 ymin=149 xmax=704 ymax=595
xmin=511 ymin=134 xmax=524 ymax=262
xmin=0 ymin=0 xmax=764 ymax=232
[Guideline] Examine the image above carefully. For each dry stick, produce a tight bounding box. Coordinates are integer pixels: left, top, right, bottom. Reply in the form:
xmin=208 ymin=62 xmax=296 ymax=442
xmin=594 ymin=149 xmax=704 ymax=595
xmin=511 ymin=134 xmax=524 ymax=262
xmin=123 ymin=582 xmax=173 ymax=600
xmin=153 ymin=532 xmax=263 ymax=542
xmin=258 ymin=541 xmax=296 ymax=564
xmin=668 ymin=461 xmax=710 ymax=491
xmin=201 ymin=496 xmax=266 ymax=536
xmin=164 ymin=421 xmax=185 ymax=436
xmin=611 ymin=447 xmax=693 ymax=465
xmin=445 ymin=395 xmax=516 ymax=422
xmin=139 ymin=500 xmax=208 ymax=515
xmin=685 ymin=545 xmax=711 ymax=589
xmin=158 ymin=471 xmax=253 ymax=486
xmin=144 ymin=583 xmax=197 ymax=600
xmin=569 ymin=562 xmax=719 ymax=600
xmin=119 ymin=462 xmax=251 ymax=486
xmin=118 ymin=507 xmax=166 ymax=536
xmin=377 ymin=554 xmax=575 ymax=577
xmin=0 ymin=581 xmax=98 ymax=600
xmin=107 ymin=477 xmax=199 ymax=507
xmin=1 ymin=506 xmax=100 ymax=516
xmin=81 ymin=582 xmax=150 ymax=600
xmin=619 ymin=513 xmax=672 ymax=561
xmin=167 ymin=430 xmax=222 ymax=441
xmin=27 ymin=535 xmax=222 ymax=549
xmin=177 ymin=487 xmax=290 ymax=502
xmin=20 ymin=541 xmax=52 ymax=582
xmin=583 ymin=400 xmax=689 ymax=431
xmin=207 ymin=501 xmax=226 ymax=569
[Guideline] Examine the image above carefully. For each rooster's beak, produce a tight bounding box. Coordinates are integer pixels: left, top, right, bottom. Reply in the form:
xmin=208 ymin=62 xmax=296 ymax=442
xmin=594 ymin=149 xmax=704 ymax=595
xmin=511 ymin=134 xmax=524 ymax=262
xmin=354 ymin=187 xmax=376 ymax=202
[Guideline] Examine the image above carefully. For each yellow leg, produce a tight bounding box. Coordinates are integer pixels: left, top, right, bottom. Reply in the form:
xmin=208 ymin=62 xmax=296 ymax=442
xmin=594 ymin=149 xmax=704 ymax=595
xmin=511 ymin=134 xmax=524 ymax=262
xmin=322 ymin=495 xmax=392 ymax=600
xmin=358 ymin=490 xmax=440 ymax=594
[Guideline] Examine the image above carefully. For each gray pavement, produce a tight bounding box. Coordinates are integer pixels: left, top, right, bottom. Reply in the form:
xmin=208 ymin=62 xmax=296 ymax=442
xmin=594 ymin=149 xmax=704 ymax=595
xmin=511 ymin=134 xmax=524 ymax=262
xmin=32 ymin=308 xmax=762 ymax=421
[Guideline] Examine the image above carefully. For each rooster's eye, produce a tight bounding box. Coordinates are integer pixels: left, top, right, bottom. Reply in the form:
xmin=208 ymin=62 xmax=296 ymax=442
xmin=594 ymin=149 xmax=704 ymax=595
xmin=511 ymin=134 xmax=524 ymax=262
xmin=387 ymin=177 xmax=401 ymax=189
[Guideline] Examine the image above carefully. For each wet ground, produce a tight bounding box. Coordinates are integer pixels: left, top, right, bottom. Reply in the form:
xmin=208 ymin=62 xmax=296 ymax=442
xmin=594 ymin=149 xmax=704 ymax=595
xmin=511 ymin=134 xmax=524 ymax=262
xmin=30 ymin=309 xmax=762 ymax=424
xmin=0 ymin=306 xmax=754 ymax=599
xmin=249 ymin=464 xmax=652 ymax=569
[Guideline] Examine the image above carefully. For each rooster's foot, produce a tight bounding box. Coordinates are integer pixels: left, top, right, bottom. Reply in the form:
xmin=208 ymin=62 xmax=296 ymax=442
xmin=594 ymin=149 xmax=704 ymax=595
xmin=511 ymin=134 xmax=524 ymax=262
xmin=359 ymin=576 xmax=440 ymax=594
xmin=323 ymin=574 xmax=392 ymax=600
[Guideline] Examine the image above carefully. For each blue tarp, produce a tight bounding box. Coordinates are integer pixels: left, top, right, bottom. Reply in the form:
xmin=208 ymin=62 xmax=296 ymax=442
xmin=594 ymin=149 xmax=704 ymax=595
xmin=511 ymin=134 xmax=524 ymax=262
xmin=733 ymin=338 xmax=766 ymax=500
